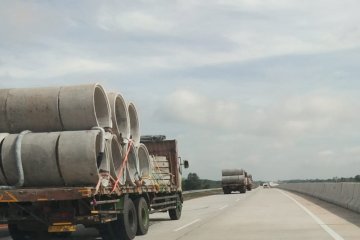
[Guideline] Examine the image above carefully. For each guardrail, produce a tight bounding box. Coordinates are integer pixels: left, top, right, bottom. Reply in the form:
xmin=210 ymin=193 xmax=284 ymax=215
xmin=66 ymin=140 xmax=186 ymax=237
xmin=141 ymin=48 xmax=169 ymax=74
xmin=279 ymin=182 xmax=360 ymax=214
xmin=183 ymin=188 xmax=222 ymax=195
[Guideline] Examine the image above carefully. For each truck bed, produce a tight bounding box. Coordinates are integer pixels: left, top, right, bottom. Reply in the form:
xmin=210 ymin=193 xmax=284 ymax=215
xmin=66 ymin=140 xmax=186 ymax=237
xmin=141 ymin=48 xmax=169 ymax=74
xmin=0 ymin=184 xmax=178 ymax=203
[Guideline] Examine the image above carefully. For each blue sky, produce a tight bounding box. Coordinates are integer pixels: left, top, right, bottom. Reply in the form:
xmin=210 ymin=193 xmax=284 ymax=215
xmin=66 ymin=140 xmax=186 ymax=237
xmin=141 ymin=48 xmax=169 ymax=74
xmin=1 ymin=0 xmax=360 ymax=181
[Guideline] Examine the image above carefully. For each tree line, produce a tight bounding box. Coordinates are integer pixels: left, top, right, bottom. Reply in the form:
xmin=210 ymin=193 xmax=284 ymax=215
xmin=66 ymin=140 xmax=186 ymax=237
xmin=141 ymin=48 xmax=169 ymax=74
xmin=182 ymin=172 xmax=221 ymax=191
xmin=282 ymin=175 xmax=360 ymax=183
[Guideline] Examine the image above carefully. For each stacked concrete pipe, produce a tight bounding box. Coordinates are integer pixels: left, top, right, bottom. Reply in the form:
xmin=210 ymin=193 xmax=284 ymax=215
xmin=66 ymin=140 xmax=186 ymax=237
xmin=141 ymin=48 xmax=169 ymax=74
xmin=0 ymin=133 xmax=10 ymax=184
xmin=106 ymin=135 xmax=126 ymax=185
xmin=137 ymin=144 xmax=151 ymax=180
xmin=107 ymin=92 xmax=130 ymax=141
xmin=0 ymin=130 xmax=110 ymax=187
xmin=221 ymin=175 xmax=245 ymax=185
xmin=222 ymin=169 xmax=245 ymax=176
xmin=0 ymin=83 xmax=151 ymax=188
xmin=128 ymin=103 xmax=140 ymax=147
xmin=125 ymin=144 xmax=140 ymax=186
xmin=0 ymin=84 xmax=112 ymax=133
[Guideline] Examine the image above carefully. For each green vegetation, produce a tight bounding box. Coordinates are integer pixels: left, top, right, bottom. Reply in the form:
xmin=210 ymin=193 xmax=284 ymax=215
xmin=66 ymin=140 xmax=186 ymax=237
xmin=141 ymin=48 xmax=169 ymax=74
xmin=182 ymin=172 xmax=221 ymax=191
xmin=282 ymin=175 xmax=360 ymax=183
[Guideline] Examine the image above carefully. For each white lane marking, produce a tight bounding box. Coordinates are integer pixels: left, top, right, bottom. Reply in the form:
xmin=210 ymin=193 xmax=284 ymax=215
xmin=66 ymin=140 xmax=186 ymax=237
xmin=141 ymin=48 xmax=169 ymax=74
xmin=174 ymin=219 xmax=201 ymax=232
xmin=219 ymin=204 xmax=228 ymax=210
xmin=278 ymin=190 xmax=344 ymax=240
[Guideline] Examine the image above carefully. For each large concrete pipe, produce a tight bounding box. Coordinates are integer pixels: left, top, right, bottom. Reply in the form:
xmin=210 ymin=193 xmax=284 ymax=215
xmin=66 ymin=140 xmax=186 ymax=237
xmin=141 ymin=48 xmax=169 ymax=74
xmin=0 ymin=90 xmax=9 ymax=132
xmin=107 ymin=92 xmax=130 ymax=141
xmin=128 ymin=103 xmax=140 ymax=146
xmin=126 ymin=144 xmax=140 ymax=186
xmin=3 ymin=87 xmax=62 ymax=133
xmin=137 ymin=144 xmax=151 ymax=178
xmin=221 ymin=175 xmax=245 ymax=185
xmin=0 ymin=133 xmax=9 ymax=185
xmin=222 ymin=169 xmax=245 ymax=176
xmin=106 ymin=135 xmax=126 ymax=184
xmin=59 ymin=84 xmax=112 ymax=130
xmin=1 ymin=132 xmax=63 ymax=187
xmin=58 ymin=130 xmax=104 ymax=186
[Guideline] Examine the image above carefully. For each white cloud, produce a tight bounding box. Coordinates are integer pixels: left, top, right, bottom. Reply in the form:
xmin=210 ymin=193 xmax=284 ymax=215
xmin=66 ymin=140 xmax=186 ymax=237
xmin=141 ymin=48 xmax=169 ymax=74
xmin=318 ymin=150 xmax=334 ymax=157
xmin=0 ymin=55 xmax=117 ymax=79
xmin=97 ymin=8 xmax=172 ymax=33
xmin=161 ymin=89 xmax=241 ymax=129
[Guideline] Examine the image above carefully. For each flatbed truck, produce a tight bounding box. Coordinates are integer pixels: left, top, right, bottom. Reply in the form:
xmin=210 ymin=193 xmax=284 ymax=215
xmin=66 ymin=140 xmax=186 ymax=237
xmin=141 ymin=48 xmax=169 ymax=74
xmin=0 ymin=139 xmax=188 ymax=240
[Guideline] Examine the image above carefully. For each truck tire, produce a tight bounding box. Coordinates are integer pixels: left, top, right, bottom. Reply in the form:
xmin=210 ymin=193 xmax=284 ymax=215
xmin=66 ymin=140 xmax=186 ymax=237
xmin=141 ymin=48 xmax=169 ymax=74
xmin=99 ymin=198 xmax=138 ymax=240
xmin=134 ymin=197 xmax=149 ymax=236
xmin=239 ymin=185 xmax=247 ymax=194
xmin=223 ymin=188 xmax=230 ymax=194
xmin=8 ymin=223 xmax=55 ymax=240
xmin=168 ymin=194 xmax=182 ymax=220
xmin=8 ymin=223 xmax=35 ymax=240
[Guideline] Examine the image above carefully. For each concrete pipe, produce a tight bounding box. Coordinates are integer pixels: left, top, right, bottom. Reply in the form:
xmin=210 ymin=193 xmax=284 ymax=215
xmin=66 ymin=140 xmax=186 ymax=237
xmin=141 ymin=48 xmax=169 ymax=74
xmin=1 ymin=132 xmax=63 ymax=187
xmin=106 ymin=135 xmax=126 ymax=184
xmin=221 ymin=175 xmax=245 ymax=185
xmin=59 ymin=84 xmax=112 ymax=130
xmin=128 ymin=103 xmax=140 ymax=146
xmin=0 ymin=133 xmax=9 ymax=185
xmin=58 ymin=130 xmax=103 ymax=186
xmin=107 ymin=92 xmax=130 ymax=141
xmin=222 ymin=169 xmax=245 ymax=176
xmin=4 ymin=87 xmax=62 ymax=133
xmin=125 ymin=144 xmax=140 ymax=186
xmin=137 ymin=144 xmax=151 ymax=178
xmin=0 ymin=90 xmax=9 ymax=132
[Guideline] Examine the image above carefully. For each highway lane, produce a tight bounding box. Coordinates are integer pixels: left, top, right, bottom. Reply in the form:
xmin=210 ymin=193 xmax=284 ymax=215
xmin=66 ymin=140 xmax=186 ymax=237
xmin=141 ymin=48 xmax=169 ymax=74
xmin=138 ymin=188 xmax=360 ymax=240
xmin=0 ymin=188 xmax=359 ymax=239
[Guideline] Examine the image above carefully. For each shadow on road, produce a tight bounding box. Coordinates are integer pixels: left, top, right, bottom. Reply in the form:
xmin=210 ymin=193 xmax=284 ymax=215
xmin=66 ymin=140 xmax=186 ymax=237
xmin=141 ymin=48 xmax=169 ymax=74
xmin=0 ymin=229 xmax=9 ymax=238
xmin=290 ymin=191 xmax=360 ymax=228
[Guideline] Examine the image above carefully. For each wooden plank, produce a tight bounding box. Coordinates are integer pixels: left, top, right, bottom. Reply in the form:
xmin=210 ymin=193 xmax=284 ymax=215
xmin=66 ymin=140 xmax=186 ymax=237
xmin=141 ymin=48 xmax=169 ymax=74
xmin=152 ymin=162 xmax=169 ymax=167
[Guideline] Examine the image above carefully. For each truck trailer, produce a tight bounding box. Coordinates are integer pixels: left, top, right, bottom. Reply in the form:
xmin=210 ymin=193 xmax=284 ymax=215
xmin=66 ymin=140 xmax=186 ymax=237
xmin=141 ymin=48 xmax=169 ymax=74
xmin=221 ymin=169 xmax=247 ymax=194
xmin=0 ymin=84 xmax=189 ymax=240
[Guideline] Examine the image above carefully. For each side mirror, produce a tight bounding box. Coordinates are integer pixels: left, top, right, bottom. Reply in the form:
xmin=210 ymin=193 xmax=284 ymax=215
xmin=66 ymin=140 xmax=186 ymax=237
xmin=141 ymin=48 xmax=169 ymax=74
xmin=183 ymin=160 xmax=189 ymax=169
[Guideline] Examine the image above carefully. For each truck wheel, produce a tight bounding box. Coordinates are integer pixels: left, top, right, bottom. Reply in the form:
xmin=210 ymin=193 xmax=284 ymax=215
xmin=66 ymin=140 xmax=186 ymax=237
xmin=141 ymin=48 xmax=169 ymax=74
xmin=115 ymin=197 xmax=138 ymax=240
xmin=98 ymin=223 xmax=116 ymax=240
xmin=8 ymin=223 xmax=35 ymax=240
xmin=98 ymin=198 xmax=137 ymax=240
xmin=223 ymin=188 xmax=231 ymax=194
xmin=8 ymin=223 xmax=51 ymax=240
xmin=239 ymin=186 xmax=247 ymax=194
xmin=169 ymin=195 xmax=182 ymax=220
xmin=134 ymin=197 xmax=149 ymax=235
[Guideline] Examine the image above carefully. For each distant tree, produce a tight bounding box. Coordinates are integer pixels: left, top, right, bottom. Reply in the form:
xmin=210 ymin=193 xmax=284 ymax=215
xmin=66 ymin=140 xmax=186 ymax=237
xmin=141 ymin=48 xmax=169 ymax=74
xmin=355 ymin=175 xmax=360 ymax=182
xmin=184 ymin=172 xmax=202 ymax=190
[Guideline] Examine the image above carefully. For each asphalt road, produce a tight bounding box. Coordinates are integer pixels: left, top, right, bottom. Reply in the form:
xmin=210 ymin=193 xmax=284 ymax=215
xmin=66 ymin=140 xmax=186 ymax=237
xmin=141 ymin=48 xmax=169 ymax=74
xmin=1 ymin=188 xmax=360 ymax=239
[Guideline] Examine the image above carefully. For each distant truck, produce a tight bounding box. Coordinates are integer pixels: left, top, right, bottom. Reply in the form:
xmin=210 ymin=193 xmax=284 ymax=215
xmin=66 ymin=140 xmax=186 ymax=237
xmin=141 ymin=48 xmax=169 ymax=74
xmin=245 ymin=172 xmax=253 ymax=191
xmin=221 ymin=169 xmax=247 ymax=194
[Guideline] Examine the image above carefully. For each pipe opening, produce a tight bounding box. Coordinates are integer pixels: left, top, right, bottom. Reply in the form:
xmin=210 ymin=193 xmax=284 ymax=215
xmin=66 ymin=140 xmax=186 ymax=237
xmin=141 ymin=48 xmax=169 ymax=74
xmin=128 ymin=103 xmax=140 ymax=146
xmin=110 ymin=136 xmax=124 ymax=183
xmin=126 ymin=144 xmax=139 ymax=185
xmin=115 ymin=95 xmax=130 ymax=139
xmin=94 ymin=85 xmax=111 ymax=128
xmin=138 ymin=144 xmax=150 ymax=178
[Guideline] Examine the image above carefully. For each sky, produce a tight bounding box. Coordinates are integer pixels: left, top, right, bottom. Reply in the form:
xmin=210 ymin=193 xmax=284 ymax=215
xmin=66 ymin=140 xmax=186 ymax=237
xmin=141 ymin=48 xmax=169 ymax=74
xmin=1 ymin=0 xmax=360 ymax=181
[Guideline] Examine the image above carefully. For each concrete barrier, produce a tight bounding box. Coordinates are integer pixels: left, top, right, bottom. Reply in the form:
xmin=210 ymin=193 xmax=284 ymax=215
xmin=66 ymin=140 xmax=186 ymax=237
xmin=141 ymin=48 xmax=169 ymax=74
xmin=348 ymin=184 xmax=360 ymax=213
xmin=279 ymin=182 xmax=360 ymax=214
